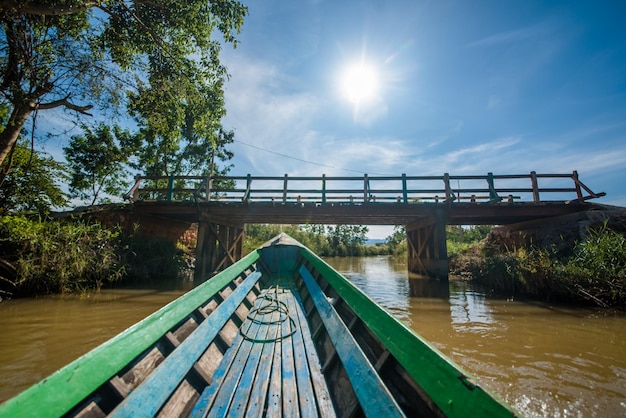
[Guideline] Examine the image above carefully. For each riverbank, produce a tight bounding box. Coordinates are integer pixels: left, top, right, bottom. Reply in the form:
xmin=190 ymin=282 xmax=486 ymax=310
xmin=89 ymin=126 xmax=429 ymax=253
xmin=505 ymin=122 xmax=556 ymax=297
xmin=2 ymin=209 xmax=625 ymax=308
xmin=450 ymin=209 xmax=626 ymax=309
xmin=0 ymin=215 xmax=193 ymax=298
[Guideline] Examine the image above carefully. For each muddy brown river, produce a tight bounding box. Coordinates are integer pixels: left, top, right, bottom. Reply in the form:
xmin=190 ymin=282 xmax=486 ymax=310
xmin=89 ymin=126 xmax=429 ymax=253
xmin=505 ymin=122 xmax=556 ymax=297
xmin=0 ymin=255 xmax=624 ymax=417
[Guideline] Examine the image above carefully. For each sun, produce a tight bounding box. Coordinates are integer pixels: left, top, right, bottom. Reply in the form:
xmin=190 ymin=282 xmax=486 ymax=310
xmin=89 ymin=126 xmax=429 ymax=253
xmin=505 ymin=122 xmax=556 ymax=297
xmin=340 ymin=63 xmax=379 ymax=104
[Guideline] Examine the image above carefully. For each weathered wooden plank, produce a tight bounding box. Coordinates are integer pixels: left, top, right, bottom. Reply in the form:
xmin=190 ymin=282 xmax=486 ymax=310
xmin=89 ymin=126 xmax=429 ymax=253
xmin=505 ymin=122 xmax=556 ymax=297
xmin=265 ymin=305 xmax=283 ymax=417
xmin=195 ymin=343 xmax=224 ymax=385
xmin=205 ymin=321 xmax=258 ymax=417
xmin=190 ymin=321 xmax=251 ymax=418
xmin=299 ymin=265 xmax=406 ymax=418
xmin=284 ymin=286 xmax=322 ymax=418
xmin=156 ymin=379 xmax=198 ymax=418
xmin=280 ymin=288 xmax=300 ymax=418
xmin=73 ymin=402 xmax=106 ymax=418
xmin=245 ymin=305 xmax=281 ymax=418
xmin=226 ymin=298 xmax=279 ymax=415
xmin=291 ymin=287 xmax=337 ymax=418
xmin=118 ymin=346 xmax=165 ymax=394
xmin=108 ymin=271 xmax=263 ymax=418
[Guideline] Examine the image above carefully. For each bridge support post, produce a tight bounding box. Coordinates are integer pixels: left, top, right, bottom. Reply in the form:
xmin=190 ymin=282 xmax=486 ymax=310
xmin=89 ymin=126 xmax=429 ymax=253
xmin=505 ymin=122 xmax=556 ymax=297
xmin=406 ymin=210 xmax=448 ymax=279
xmin=195 ymin=220 xmax=244 ymax=279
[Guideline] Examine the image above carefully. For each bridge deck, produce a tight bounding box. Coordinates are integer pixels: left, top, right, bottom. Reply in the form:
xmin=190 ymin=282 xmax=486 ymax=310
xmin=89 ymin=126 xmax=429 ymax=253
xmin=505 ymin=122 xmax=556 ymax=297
xmin=126 ymin=171 xmax=605 ymax=226
xmin=132 ymin=200 xmax=594 ymax=226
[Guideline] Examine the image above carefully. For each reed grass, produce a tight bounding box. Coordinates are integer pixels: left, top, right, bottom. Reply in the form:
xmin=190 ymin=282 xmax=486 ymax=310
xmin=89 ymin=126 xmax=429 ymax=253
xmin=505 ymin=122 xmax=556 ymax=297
xmin=0 ymin=215 xmax=191 ymax=297
xmin=455 ymin=223 xmax=626 ymax=308
xmin=0 ymin=215 xmax=124 ymax=295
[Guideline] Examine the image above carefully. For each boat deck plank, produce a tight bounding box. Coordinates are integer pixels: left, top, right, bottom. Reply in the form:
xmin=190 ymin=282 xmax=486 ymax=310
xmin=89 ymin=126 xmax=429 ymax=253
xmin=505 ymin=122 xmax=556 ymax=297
xmin=191 ymin=280 xmax=334 ymax=417
xmin=291 ymin=289 xmax=337 ymax=418
xmin=245 ymin=307 xmax=280 ymax=417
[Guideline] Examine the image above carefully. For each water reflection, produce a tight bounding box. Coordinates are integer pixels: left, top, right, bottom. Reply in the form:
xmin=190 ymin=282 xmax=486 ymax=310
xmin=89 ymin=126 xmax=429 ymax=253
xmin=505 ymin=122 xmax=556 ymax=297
xmin=326 ymin=256 xmax=411 ymax=321
xmin=408 ymin=277 xmax=449 ymax=299
xmin=448 ymin=280 xmax=497 ymax=333
xmin=325 ymin=255 xmax=626 ymax=418
xmin=327 ymin=257 xmax=496 ymax=330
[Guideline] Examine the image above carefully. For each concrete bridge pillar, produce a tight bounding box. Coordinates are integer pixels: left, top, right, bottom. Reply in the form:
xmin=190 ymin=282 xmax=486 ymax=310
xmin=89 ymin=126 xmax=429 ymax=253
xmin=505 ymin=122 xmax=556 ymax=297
xmin=195 ymin=220 xmax=245 ymax=279
xmin=406 ymin=210 xmax=448 ymax=279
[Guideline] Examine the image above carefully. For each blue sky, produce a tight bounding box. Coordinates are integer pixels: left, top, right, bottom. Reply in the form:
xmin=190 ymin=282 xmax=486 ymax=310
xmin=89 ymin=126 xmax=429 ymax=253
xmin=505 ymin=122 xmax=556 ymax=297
xmin=213 ymin=0 xmax=625 ymax=237
xmin=36 ymin=0 xmax=626 ymax=238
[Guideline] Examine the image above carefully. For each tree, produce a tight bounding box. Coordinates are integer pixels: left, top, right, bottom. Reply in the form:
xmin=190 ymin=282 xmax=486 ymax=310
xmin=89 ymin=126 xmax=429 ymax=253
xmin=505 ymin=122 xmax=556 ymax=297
xmin=0 ymin=139 xmax=68 ymax=213
xmin=326 ymin=225 xmax=369 ymax=256
xmin=129 ymin=65 xmax=235 ymax=177
xmin=385 ymin=225 xmax=406 ymax=255
xmin=0 ymin=0 xmax=247 ymax=171
xmin=64 ymin=123 xmax=138 ymax=205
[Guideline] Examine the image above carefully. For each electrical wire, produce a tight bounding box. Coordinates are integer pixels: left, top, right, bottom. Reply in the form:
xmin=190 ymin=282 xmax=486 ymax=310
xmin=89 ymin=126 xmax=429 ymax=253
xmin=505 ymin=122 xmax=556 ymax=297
xmin=233 ymin=139 xmax=391 ymax=176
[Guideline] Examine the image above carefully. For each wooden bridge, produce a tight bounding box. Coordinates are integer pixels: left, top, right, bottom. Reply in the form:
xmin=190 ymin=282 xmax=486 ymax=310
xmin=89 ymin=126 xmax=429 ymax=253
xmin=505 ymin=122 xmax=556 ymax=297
xmin=125 ymin=171 xmax=605 ymax=279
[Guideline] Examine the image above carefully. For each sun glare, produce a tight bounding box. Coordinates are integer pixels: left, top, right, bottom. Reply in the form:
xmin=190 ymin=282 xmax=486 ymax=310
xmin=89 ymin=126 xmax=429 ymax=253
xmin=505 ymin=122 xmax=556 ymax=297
xmin=341 ymin=64 xmax=379 ymax=104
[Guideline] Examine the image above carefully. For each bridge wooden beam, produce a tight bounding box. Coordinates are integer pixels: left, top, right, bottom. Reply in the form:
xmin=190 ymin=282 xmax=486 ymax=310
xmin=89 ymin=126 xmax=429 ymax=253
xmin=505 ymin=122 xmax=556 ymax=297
xmin=195 ymin=221 xmax=245 ymax=279
xmin=406 ymin=210 xmax=448 ymax=279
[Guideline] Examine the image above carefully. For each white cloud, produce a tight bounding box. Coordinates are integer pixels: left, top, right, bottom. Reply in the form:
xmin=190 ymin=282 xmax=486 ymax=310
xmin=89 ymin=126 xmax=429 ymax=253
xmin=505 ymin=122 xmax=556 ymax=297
xmin=467 ymin=22 xmax=553 ymax=48
xmin=222 ymin=53 xmax=411 ymax=177
xmin=444 ymin=137 xmax=521 ymax=164
xmin=222 ymin=56 xmax=325 ymax=174
xmin=428 ymin=120 xmax=464 ymax=148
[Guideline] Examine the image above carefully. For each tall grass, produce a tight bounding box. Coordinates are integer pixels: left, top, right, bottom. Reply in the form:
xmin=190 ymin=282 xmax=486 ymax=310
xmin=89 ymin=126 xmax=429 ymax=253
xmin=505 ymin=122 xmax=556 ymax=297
xmin=0 ymin=216 xmax=124 ymax=295
xmin=462 ymin=224 xmax=626 ymax=308
xmin=561 ymin=226 xmax=626 ymax=307
xmin=0 ymin=216 xmax=192 ymax=297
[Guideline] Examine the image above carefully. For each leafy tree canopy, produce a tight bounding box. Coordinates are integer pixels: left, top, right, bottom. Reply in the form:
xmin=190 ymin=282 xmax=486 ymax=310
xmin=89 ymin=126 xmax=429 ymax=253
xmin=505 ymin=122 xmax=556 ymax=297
xmin=64 ymin=122 xmax=139 ymax=205
xmin=0 ymin=0 xmax=247 ymax=177
xmin=0 ymin=139 xmax=68 ymax=214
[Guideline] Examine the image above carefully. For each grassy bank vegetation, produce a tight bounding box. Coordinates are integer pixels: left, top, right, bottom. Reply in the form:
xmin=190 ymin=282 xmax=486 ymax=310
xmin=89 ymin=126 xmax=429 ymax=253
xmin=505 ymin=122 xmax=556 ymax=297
xmin=451 ymin=223 xmax=626 ymax=308
xmin=5 ymin=214 xmax=623 ymax=309
xmin=0 ymin=215 xmax=189 ymax=298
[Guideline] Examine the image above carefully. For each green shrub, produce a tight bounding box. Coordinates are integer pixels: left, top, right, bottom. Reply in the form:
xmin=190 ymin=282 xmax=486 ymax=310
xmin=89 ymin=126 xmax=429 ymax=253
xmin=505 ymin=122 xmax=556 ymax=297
xmin=562 ymin=226 xmax=626 ymax=307
xmin=463 ymin=225 xmax=626 ymax=308
xmin=0 ymin=216 xmax=124 ymax=295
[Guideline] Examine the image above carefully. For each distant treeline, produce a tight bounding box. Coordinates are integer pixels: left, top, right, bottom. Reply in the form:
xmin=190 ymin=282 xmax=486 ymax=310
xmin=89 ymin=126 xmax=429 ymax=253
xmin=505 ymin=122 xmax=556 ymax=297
xmin=243 ymin=224 xmax=401 ymax=257
xmin=243 ymin=224 xmax=493 ymax=258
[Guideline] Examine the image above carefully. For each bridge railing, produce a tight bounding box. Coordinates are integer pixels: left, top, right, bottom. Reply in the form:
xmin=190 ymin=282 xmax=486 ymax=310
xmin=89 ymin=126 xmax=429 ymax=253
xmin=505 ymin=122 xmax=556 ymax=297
xmin=124 ymin=171 xmax=605 ymax=204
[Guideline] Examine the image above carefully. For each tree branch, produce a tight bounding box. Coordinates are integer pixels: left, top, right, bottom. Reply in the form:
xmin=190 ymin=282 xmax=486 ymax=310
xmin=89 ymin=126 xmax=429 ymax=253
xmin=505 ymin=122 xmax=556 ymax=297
xmin=116 ymin=1 xmax=168 ymax=54
xmin=0 ymin=1 xmax=101 ymax=16
xmin=35 ymin=95 xmax=93 ymax=115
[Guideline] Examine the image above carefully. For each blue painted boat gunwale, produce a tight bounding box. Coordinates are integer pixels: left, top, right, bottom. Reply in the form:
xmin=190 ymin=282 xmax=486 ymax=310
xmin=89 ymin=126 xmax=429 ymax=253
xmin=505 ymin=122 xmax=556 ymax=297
xmin=299 ymin=265 xmax=407 ymax=418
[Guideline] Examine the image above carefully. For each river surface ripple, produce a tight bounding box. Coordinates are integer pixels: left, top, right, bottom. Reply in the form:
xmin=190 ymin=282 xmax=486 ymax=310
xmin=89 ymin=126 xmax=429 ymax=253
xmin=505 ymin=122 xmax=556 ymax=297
xmin=326 ymin=255 xmax=626 ymax=418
